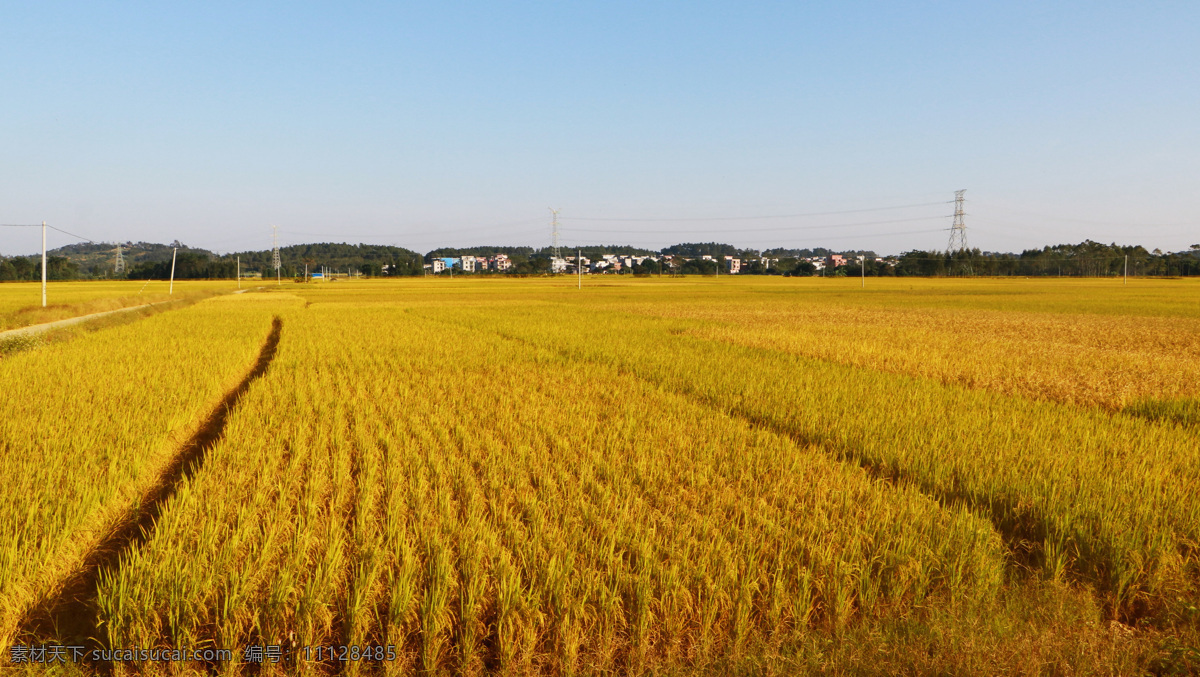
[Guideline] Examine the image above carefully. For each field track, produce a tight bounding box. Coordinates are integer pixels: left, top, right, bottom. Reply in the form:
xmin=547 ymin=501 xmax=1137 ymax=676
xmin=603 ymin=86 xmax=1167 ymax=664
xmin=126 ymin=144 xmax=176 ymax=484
xmin=0 ymin=303 xmax=160 ymax=340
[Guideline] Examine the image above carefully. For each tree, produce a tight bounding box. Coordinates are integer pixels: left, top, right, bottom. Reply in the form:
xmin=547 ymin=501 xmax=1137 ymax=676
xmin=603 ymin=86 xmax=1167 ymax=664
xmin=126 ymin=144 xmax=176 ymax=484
xmin=740 ymin=259 xmax=769 ymax=275
xmin=513 ymin=257 xmax=551 ymax=275
xmin=630 ymin=258 xmax=658 ymax=276
xmin=661 ymin=243 xmax=739 ymax=258
xmin=894 ymin=251 xmax=944 ymax=276
xmin=679 ymin=258 xmax=718 ymax=276
xmin=38 ymin=256 xmax=80 ymax=280
xmin=11 ymin=257 xmax=36 ymax=280
xmin=790 ymin=261 xmax=817 ymax=276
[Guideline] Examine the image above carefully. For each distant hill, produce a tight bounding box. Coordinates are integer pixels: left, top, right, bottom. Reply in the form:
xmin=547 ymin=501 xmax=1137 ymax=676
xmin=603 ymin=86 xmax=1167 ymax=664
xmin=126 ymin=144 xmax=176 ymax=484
xmin=227 ymin=242 xmax=423 ymax=277
xmin=47 ymin=241 xmax=208 ymax=277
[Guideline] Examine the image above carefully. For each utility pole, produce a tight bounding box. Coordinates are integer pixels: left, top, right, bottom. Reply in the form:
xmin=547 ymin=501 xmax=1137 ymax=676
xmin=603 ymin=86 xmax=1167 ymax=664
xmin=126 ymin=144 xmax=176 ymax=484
xmin=169 ymin=247 xmax=177 ymax=295
xmin=860 ymin=255 xmax=866 ymax=288
xmin=578 ymin=249 xmax=582 ymax=289
xmin=272 ymin=225 xmax=281 ymax=285
xmin=41 ymin=221 xmax=47 ymax=307
xmin=947 ymin=190 xmax=967 ymax=254
xmin=1124 ymin=254 xmax=1128 ymax=285
xmin=114 ymin=243 xmax=125 ymax=275
xmin=237 ymin=256 xmax=241 ymax=289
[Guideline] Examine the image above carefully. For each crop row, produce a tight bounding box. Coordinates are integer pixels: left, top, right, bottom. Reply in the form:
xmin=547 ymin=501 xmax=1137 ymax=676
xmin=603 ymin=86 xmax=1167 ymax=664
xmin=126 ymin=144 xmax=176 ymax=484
xmin=580 ymin=279 xmax=1200 ymax=410
xmin=440 ymin=301 xmax=1200 ymax=620
xmin=0 ymin=295 xmax=279 ymax=649
xmin=97 ymin=303 xmax=1004 ymax=674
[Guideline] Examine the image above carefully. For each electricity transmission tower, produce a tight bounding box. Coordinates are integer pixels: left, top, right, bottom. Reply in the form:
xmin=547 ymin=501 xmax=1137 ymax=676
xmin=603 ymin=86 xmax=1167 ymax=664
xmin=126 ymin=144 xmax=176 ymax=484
xmin=947 ymin=190 xmax=967 ymax=253
xmin=114 ymin=243 xmax=125 ymax=274
xmin=271 ymin=225 xmax=281 ymax=283
xmin=549 ymin=208 xmax=561 ymax=260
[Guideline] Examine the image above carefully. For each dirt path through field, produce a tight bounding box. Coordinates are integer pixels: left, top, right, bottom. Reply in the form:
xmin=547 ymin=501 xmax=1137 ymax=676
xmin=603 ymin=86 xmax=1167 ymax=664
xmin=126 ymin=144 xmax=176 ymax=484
xmin=1 ymin=287 xmax=266 ymax=343
xmin=0 ymin=303 xmax=164 ymax=340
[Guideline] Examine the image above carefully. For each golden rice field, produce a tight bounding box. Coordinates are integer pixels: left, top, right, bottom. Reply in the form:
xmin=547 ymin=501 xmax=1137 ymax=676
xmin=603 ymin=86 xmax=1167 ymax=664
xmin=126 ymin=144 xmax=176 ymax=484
xmin=1 ymin=276 xmax=1198 ymax=675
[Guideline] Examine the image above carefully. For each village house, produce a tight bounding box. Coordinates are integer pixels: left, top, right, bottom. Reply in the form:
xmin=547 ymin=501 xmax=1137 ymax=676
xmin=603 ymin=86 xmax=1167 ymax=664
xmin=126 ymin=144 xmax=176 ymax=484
xmin=491 ymin=254 xmax=513 ymax=271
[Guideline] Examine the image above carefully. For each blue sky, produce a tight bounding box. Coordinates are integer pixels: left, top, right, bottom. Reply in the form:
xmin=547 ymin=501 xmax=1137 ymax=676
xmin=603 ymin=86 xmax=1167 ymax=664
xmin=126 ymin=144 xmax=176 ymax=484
xmin=2 ymin=1 xmax=1197 ymax=255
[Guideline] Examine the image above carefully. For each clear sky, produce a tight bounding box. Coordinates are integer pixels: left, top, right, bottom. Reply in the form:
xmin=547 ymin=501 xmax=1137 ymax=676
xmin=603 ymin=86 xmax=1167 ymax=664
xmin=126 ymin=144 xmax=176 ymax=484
xmin=2 ymin=2 xmax=1197 ymax=256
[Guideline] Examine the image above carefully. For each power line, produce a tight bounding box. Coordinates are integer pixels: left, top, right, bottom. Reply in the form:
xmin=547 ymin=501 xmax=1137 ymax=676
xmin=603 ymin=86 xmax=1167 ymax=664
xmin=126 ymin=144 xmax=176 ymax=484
xmin=276 ymin=217 xmax=545 ymax=239
xmin=47 ymin=225 xmax=96 ymax=243
xmin=559 ymin=227 xmax=951 ymax=248
xmin=807 ymin=227 xmax=951 ymax=241
xmin=559 ymin=201 xmax=951 ymax=223
xmin=563 ymin=215 xmax=951 ymax=235
xmin=2 ymin=223 xmax=98 ymax=244
xmin=978 ymin=204 xmax=1197 ymax=228
xmin=972 ymin=215 xmax=1200 ymax=241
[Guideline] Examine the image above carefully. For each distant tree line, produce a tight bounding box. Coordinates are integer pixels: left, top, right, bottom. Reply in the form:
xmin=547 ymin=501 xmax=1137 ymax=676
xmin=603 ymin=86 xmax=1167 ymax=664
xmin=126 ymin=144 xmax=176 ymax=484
xmin=126 ymin=252 xmax=238 ymax=280
xmin=0 ymin=256 xmax=79 ymax=281
xmin=3 ymin=239 xmax=1197 ymax=281
xmin=888 ymin=241 xmax=1200 ymax=277
xmin=426 ymin=246 xmax=535 ymax=260
xmin=662 ymin=242 xmax=747 ymax=258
